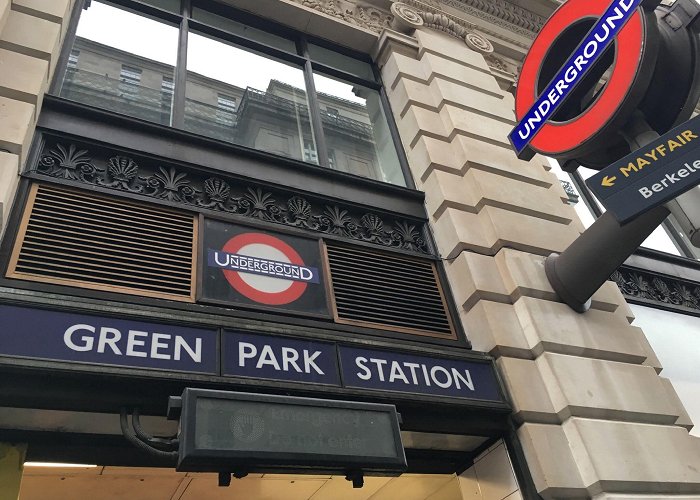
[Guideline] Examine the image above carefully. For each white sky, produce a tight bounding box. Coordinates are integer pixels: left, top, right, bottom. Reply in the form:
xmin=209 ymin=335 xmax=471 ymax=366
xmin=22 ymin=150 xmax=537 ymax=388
xmin=76 ymin=2 xmax=365 ymax=103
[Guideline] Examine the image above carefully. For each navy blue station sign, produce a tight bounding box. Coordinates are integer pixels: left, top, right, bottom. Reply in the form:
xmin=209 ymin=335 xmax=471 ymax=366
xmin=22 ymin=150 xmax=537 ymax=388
xmin=0 ymin=304 xmax=218 ymax=374
xmin=0 ymin=305 xmax=504 ymax=404
xmin=586 ymin=115 xmax=700 ymax=223
xmin=223 ymin=331 xmax=503 ymax=403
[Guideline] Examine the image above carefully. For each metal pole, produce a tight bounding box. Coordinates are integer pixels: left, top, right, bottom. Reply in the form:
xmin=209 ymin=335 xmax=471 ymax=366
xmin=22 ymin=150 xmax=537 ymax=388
xmin=545 ymin=114 xmax=672 ymax=312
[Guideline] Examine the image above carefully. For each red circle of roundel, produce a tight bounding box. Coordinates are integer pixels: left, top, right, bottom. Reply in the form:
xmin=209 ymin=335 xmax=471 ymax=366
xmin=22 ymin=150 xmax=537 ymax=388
xmin=515 ymin=0 xmax=645 ymax=156
xmin=221 ymin=233 xmax=307 ymax=306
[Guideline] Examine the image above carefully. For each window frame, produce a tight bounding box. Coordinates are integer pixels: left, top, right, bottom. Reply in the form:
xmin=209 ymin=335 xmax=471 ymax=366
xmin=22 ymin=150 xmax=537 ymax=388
xmin=50 ymin=0 xmax=414 ymax=188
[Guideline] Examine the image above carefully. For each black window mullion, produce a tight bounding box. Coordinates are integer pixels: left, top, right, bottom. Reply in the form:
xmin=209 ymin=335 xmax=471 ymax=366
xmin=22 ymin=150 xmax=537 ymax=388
xmin=299 ymin=37 xmax=330 ymax=168
xmin=171 ymin=0 xmax=190 ymax=128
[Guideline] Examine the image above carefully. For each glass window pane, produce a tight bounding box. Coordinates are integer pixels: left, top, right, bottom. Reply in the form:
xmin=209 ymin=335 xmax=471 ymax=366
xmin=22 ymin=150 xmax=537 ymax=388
xmin=59 ymin=1 xmax=179 ymax=126
xmin=308 ymin=43 xmax=375 ymax=81
xmin=313 ymin=73 xmax=405 ymax=186
xmin=192 ymin=8 xmax=296 ymax=52
xmin=184 ymin=32 xmax=316 ymax=163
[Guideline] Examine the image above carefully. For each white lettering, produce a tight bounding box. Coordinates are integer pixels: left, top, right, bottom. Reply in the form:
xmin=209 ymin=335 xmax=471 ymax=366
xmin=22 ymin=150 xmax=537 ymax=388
xmin=355 ymin=357 xmax=372 ymax=380
xmin=564 ymin=66 xmax=578 ymax=83
xmin=97 ymin=327 xmax=121 ymax=354
xmin=303 ymin=350 xmax=324 ymax=375
xmin=257 ymin=345 xmax=281 ymax=370
xmin=239 ymin=342 xmax=257 ymax=367
xmin=150 ymin=333 xmax=171 ymax=360
xmin=430 ymin=366 xmax=452 ymax=389
xmin=639 ymin=187 xmax=653 ymax=199
xmin=370 ymin=358 xmax=388 ymax=382
xmin=64 ymin=324 xmax=95 ymax=352
xmin=583 ymin=40 xmax=598 ymax=59
xmin=174 ymin=336 xmax=201 ymax=363
xmin=126 ymin=330 xmax=148 ymax=358
xmin=214 ymin=251 xmax=229 ymax=267
xmin=404 ymin=362 xmax=420 ymax=384
xmin=281 ymin=347 xmax=301 ymax=372
xmin=451 ymin=368 xmax=475 ymax=391
xmin=389 ymin=361 xmax=410 ymax=384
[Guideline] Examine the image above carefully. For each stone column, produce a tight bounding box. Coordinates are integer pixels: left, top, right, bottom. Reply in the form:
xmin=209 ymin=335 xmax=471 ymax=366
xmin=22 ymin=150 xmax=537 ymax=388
xmin=375 ymin=10 xmax=700 ymax=498
xmin=0 ymin=0 xmax=74 ymax=233
xmin=0 ymin=442 xmax=27 ymax=500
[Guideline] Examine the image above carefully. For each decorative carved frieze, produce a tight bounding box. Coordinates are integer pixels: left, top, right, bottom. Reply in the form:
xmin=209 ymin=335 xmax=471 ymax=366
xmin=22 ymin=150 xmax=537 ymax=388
xmin=612 ymin=267 xmax=700 ymax=312
xmin=287 ymin=0 xmax=542 ymax=51
xmin=291 ymin=0 xmax=393 ymax=32
xmin=32 ymin=138 xmax=431 ymax=255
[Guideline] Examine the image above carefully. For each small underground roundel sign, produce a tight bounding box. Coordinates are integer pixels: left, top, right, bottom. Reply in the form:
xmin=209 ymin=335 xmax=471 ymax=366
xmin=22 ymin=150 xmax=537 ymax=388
xmin=201 ymin=219 xmax=329 ymax=316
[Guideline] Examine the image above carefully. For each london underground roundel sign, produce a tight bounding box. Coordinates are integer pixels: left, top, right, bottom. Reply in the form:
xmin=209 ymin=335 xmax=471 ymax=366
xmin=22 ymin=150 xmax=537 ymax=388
xmin=510 ymin=0 xmax=659 ymax=162
xmin=219 ymin=232 xmax=311 ymax=306
xmin=201 ymin=219 xmax=329 ymax=316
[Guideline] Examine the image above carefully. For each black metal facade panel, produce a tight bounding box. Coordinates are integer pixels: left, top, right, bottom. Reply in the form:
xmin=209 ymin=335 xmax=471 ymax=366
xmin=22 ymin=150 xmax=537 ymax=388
xmin=326 ymin=242 xmax=455 ymax=337
xmin=28 ymin=131 xmax=432 ymax=256
xmin=9 ymin=183 xmax=196 ymax=300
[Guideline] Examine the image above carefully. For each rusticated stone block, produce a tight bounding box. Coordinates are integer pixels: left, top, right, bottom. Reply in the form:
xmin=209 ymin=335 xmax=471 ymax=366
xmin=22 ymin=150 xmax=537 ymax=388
xmin=0 ymin=48 xmax=48 ymax=104
xmin=12 ymin=0 xmax=71 ymax=26
xmin=0 ymin=151 xmax=19 ymax=233
xmin=415 ymin=29 xmax=491 ymax=73
xmin=0 ymin=10 xmax=60 ymax=73
xmin=0 ymin=95 xmax=34 ymax=160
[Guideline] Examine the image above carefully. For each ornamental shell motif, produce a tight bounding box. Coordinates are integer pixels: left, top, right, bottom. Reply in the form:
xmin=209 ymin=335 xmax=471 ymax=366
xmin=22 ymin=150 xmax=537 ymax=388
xmin=288 ymin=196 xmax=312 ymax=220
xmin=204 ymin=177 xmax=231 ymax=202
xmin=107 ymin=156 xmax=139 ymax=182
xmin=361 ymin=213 xmax=384 ymax=234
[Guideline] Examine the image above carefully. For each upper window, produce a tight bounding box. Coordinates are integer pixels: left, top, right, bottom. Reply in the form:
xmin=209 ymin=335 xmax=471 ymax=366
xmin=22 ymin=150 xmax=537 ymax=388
xmin=67 ymin=49 xmax=80 ymax=69
xmin=56 ymin=0 xmax=407 ymax=186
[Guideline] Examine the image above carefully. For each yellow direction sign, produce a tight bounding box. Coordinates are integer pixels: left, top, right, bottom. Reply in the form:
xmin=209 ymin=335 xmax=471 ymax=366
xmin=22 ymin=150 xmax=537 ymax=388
xmin=586 ymin=114 xmax=700 ymax=223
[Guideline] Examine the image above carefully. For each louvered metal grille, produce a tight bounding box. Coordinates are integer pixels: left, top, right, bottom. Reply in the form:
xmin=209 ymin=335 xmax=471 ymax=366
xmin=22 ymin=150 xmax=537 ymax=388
xmin=326 ymin=242 xmax=455 ymax=338
xmin=8 ymin=183 xmax=196 ymax=301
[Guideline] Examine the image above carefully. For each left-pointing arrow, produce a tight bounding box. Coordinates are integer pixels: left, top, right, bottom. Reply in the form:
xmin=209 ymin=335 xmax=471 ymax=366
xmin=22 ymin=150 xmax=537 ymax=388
xmin=601 ymin=176 xmax=617 ymax=187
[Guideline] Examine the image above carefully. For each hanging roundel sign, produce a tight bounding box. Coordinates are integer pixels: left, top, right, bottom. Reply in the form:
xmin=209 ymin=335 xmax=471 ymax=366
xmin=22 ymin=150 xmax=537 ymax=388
xmin=510 ymin=0 xmax=660 ymax=163
xmin=215 ymin=232 xmax=317 ymax=306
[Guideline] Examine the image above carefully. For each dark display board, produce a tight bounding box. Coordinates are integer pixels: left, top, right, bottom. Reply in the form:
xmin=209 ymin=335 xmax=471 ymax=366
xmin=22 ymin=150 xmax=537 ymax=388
xmin=201 ymin=219 xmax=329 ymax=317
xmin=177 ymin=389 xmax=406 ymax=474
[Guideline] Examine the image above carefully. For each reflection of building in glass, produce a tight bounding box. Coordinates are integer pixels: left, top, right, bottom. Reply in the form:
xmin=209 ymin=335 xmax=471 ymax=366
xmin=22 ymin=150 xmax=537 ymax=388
xmin=62 ymin=38 xmax=381 ymax=180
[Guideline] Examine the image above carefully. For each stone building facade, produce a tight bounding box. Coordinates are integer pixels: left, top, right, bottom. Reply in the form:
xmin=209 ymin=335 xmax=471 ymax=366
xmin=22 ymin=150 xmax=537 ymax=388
xmin=0 ymin=0 xmax=699 ymax=499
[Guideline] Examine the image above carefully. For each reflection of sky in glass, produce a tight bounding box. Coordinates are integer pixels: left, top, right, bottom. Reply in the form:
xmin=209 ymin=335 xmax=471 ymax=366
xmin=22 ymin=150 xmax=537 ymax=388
xmin=78 ymin=2 xmax=366 ymax=102
xmin=314 ymin=73 xmax=366 ymax=105
xmin=187 ymin=33 xmax=306 ymax=90
xmin=76 ymin=2 xmax=179 ymax=65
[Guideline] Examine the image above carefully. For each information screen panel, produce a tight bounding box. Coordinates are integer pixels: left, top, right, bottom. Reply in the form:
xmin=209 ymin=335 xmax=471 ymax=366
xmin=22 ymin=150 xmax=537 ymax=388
xmin=178 ymin=389 xmax=406 ymax=474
